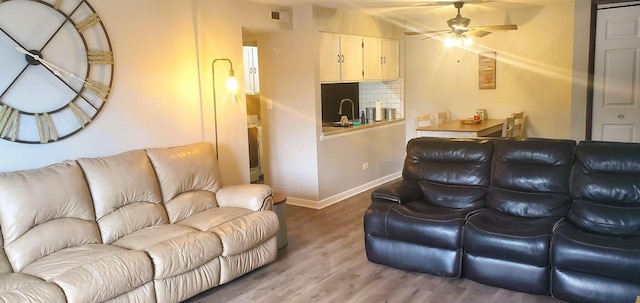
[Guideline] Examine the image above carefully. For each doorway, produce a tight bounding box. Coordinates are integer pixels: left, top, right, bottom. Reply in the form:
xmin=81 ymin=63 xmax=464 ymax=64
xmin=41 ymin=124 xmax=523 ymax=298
xmin=591 ymin=1 xmax=640 ymax=142
xmin=243 ymin=40 xmax=264 ymax=183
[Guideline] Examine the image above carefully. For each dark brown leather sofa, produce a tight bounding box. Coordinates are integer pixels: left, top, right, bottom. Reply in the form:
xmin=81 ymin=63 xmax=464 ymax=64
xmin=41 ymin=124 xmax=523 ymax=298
xmin=364 ymin=137 xmax=640 ymax=303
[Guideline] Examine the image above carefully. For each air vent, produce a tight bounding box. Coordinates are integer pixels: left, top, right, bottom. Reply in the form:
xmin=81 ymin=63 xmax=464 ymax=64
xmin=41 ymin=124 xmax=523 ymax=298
xmin=270 ymin=9 xmax=291 ymax=23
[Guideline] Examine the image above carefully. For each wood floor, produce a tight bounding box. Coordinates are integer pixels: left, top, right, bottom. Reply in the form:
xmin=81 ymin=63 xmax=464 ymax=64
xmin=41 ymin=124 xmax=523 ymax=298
xmin=185 ymin=187 xmax=564 ymax=303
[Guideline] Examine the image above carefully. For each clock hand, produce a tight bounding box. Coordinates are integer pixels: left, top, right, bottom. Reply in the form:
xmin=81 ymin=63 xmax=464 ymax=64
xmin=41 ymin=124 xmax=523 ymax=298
xmin=15 ymin=45 xmax=89 ymax=85
xmin=16 ymin=45 xmax=70 ymax=81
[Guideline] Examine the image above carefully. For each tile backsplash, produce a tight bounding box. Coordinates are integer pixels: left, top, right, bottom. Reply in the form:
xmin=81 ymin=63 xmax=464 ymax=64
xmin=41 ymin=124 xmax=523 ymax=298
xmin=359 ymin=79 xmax=404 ymax=120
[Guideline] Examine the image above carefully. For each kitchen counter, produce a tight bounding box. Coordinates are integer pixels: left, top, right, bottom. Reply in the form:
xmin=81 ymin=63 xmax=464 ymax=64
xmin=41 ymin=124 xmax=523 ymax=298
xmin=321 ymin=119 xmax=405 ymax=140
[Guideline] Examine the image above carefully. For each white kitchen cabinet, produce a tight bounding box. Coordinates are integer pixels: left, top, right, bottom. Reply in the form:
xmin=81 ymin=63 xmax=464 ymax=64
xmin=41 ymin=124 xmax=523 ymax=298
xmin=381 ymin=39 xmax=399 ymax=80
xmin=319 ymin=33 xmax=363 ymax=83
xmin=243 ymin=46 xmax=260 ymax=94
xmin=363 ymin=37 xmax=399 ymax=81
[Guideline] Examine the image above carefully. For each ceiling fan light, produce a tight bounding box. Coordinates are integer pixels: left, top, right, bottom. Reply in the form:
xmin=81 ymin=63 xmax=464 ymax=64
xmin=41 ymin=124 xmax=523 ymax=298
xmin=444 ymin=37 xmax=457 ymax=48
xmin=464 ymin=37 xmax=473 ymax=46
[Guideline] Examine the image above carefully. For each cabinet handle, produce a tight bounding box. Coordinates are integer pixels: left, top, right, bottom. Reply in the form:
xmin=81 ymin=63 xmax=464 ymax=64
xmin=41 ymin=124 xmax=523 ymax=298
xmin=618 ymin=114 xmax=625 ymax=120
xmin=341 ymin=54 xmax=345 ymax=63
xmin=337 ymin=55 xmax=341 ymax=63
xmin=380 ymin=57 xmax=384 ymax=64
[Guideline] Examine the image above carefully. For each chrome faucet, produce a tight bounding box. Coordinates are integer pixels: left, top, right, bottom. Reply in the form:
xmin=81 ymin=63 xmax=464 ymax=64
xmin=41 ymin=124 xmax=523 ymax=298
xmin=338 ymin=98 xmax=355 ymax=122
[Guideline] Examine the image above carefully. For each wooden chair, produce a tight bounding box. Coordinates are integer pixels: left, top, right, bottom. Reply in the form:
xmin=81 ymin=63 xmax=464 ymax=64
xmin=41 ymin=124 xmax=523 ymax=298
xmin=502 ymin=112 xmax=525 ymax=138
xmin=434 ymin=111 xmax=450 ymax=125
xmin=416 ymin=113 xmax=434 ymax=137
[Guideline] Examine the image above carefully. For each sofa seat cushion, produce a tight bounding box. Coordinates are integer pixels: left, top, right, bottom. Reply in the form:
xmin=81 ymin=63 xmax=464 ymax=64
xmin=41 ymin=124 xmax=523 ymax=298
xmin=111 ymin=224 xmax=222 ymax=280
xmin=366 ymin=200 xmax=479 ymax=250
xmin=103 ymin=282 xmax=155 ymax=303
xmin=21 ymin=244 xmax=153 ymax=303
xmin=551 ymin=221 xmax=640 ymax=284
xmin=464 ymin=209 xmax=562 ymax=266
xmin=178 ymin=208 xmax=279 ymax=256
xmin=0 ymin=273 xmax=66 ymax=303
xmin=219 ymin=237 xmax=277 ymax=284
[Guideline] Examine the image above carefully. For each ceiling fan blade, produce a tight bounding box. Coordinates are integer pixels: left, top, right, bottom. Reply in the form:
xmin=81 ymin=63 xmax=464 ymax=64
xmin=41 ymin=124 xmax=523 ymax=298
xmin=420 ymin=31 xmax=453 ymax=40
xmin=405 ymin=29 xmax=451 ymax=36
xmin=361 ymin=1 xmax=492 ymax=8
xmin=466 ymin=29 xmax=491 ymax=37
xmin=472 ymin=24 xmax=518 ymax=31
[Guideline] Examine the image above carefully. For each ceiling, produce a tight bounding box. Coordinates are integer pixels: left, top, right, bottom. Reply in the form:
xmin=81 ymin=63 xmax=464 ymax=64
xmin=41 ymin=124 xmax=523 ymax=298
xmin=246 ymin=0 xmax=571 ymax=23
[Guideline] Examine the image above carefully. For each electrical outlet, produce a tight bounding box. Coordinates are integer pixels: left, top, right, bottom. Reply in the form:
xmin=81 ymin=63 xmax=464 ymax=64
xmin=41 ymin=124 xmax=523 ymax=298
xmin=362 ymin=162 xmax=369 ymax=170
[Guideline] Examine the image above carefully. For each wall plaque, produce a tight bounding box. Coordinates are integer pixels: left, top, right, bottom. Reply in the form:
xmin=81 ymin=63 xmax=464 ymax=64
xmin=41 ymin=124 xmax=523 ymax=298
xmin=479 ymin=52 xmax=497 ymax=90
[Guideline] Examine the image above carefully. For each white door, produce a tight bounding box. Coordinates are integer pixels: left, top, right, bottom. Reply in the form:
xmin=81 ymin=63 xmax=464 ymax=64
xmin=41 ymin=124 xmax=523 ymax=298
xmin=593 ymin=3 xmax=640 ymax=142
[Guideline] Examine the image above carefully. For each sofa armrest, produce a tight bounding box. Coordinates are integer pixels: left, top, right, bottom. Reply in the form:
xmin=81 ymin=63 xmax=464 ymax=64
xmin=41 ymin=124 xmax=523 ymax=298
xmin=371 ymin=179 xmax=423 ymax=204
xmin=216 ymin=184 xmax=275 ymax=211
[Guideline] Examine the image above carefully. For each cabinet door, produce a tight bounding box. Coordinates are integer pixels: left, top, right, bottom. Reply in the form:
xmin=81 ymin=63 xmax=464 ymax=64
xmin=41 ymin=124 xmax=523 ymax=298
xmin=243 ymin=47 xmax=254 ymax=94
xmin=250 ymin=47 xmax=260 ymax=94
xmin=243 ymin=46 xmax=260 ymax=94
xmin=340 ymin=35 xmax=364 ymax=82
xmin=381 ymin=39 xmax=400 ymax=80
xmin=363 ymin=37 xmax=382 ymax=81
xmin=319 ymin=33 xmax=342 ymax=82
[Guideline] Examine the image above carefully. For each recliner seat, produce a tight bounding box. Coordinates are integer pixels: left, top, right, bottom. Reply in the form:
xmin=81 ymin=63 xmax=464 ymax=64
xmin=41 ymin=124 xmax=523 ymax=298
xmin=365 ymin=138 xmax=494 ymax=277
xmin=550 ymin=141 xmax=640 ymax=303
xmin=462 ymin=138 xmax=575 ymax=295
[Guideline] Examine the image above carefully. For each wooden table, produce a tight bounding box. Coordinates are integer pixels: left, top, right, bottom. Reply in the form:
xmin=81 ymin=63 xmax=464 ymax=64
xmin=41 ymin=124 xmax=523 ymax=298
xmin=416 ymin=119 xmax=504 ymax=138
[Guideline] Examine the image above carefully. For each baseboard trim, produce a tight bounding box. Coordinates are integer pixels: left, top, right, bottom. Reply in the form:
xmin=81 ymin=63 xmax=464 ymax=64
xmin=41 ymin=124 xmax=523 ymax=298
xmin=285 ymin=172 xmax=401 ymax=209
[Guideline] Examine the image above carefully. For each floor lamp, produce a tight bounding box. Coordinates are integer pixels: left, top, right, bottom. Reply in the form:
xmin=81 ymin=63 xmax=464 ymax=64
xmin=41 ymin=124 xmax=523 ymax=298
xmin=211 ymin=58 xmax=238 ymax=159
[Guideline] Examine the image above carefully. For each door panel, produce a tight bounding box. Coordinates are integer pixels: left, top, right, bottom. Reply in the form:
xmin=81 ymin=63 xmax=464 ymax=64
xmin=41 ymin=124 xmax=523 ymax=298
xmin=319 ymin=33 xmax=341 ymax=82
xmin=593 ymin=4 xmax=640 ymax=142
xmin=382 ymin=39 xmax=400 ymax=80
xmin=340 ymin=35 xmax=363 ymax=82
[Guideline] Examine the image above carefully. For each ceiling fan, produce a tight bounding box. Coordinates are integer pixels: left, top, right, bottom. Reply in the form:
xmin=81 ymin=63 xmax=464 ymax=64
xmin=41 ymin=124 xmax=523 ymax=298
xmin=404 ymin=1 xmax=518 ymax=40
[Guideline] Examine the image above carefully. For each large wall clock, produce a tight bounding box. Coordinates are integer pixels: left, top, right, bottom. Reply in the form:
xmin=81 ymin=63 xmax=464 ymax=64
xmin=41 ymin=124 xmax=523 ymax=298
xmin=0 ymin=0 xmax=113 ymax=144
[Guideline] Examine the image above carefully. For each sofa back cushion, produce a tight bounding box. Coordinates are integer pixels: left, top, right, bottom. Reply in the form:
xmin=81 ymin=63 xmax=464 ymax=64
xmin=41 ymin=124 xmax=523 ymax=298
xmin=146 ymin=142 xmax=221 ymax=223
xmin=404 ymin=138 xmax=493 ymax=209
xmin=0 ymin=161 xmax=101 ymax=272
xmin=570 ymin=141 xmax=640 ymax=236
xmin=78 ymin=149 xmax=168 ymax=244
xmin=488 ymin=138 xmax=576 ymax=218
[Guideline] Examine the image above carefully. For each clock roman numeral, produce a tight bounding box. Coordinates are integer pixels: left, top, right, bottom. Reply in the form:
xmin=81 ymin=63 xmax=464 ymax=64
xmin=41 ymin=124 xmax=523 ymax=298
xmin=68 ymin=102 xmax=92 ymax=127
xmin=76 ymin=14 xmax=100 ymax=32
xmin=0 ymin=105 xmax=19 ymax=142
xmin=84 ymin=79 xmax=110 ymax=102
xmin=35 ymin=113 xmax=58 ymax=143
xmin=88 ymin=51 xmax=114 ymax=65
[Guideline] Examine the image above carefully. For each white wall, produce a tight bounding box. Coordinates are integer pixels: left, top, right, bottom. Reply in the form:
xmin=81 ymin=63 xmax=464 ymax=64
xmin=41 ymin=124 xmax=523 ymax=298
xmin=404 ymin=2 xmax=577 ymax=141
xmin=0 ymin=0 xmax=203 ymax=173
xmin=0 ymin=0 xmax=285 ymax=188
xmin=0 ymin=0 xmax=595 ymax=206
xmin=257 ymin=5 xmax=408 ymax=205
xmin=259 ymin=5 xmax=322 ymax=200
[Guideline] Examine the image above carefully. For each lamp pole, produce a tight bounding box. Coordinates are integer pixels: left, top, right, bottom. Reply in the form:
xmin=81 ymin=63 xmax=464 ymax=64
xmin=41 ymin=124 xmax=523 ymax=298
xmin=211 ymin=58 xmax=237 ymax=159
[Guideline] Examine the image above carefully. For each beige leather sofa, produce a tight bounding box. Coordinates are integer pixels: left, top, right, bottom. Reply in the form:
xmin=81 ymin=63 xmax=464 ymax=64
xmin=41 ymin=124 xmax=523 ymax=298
xmin=0 ymin=142 xmax=279 ymax=303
